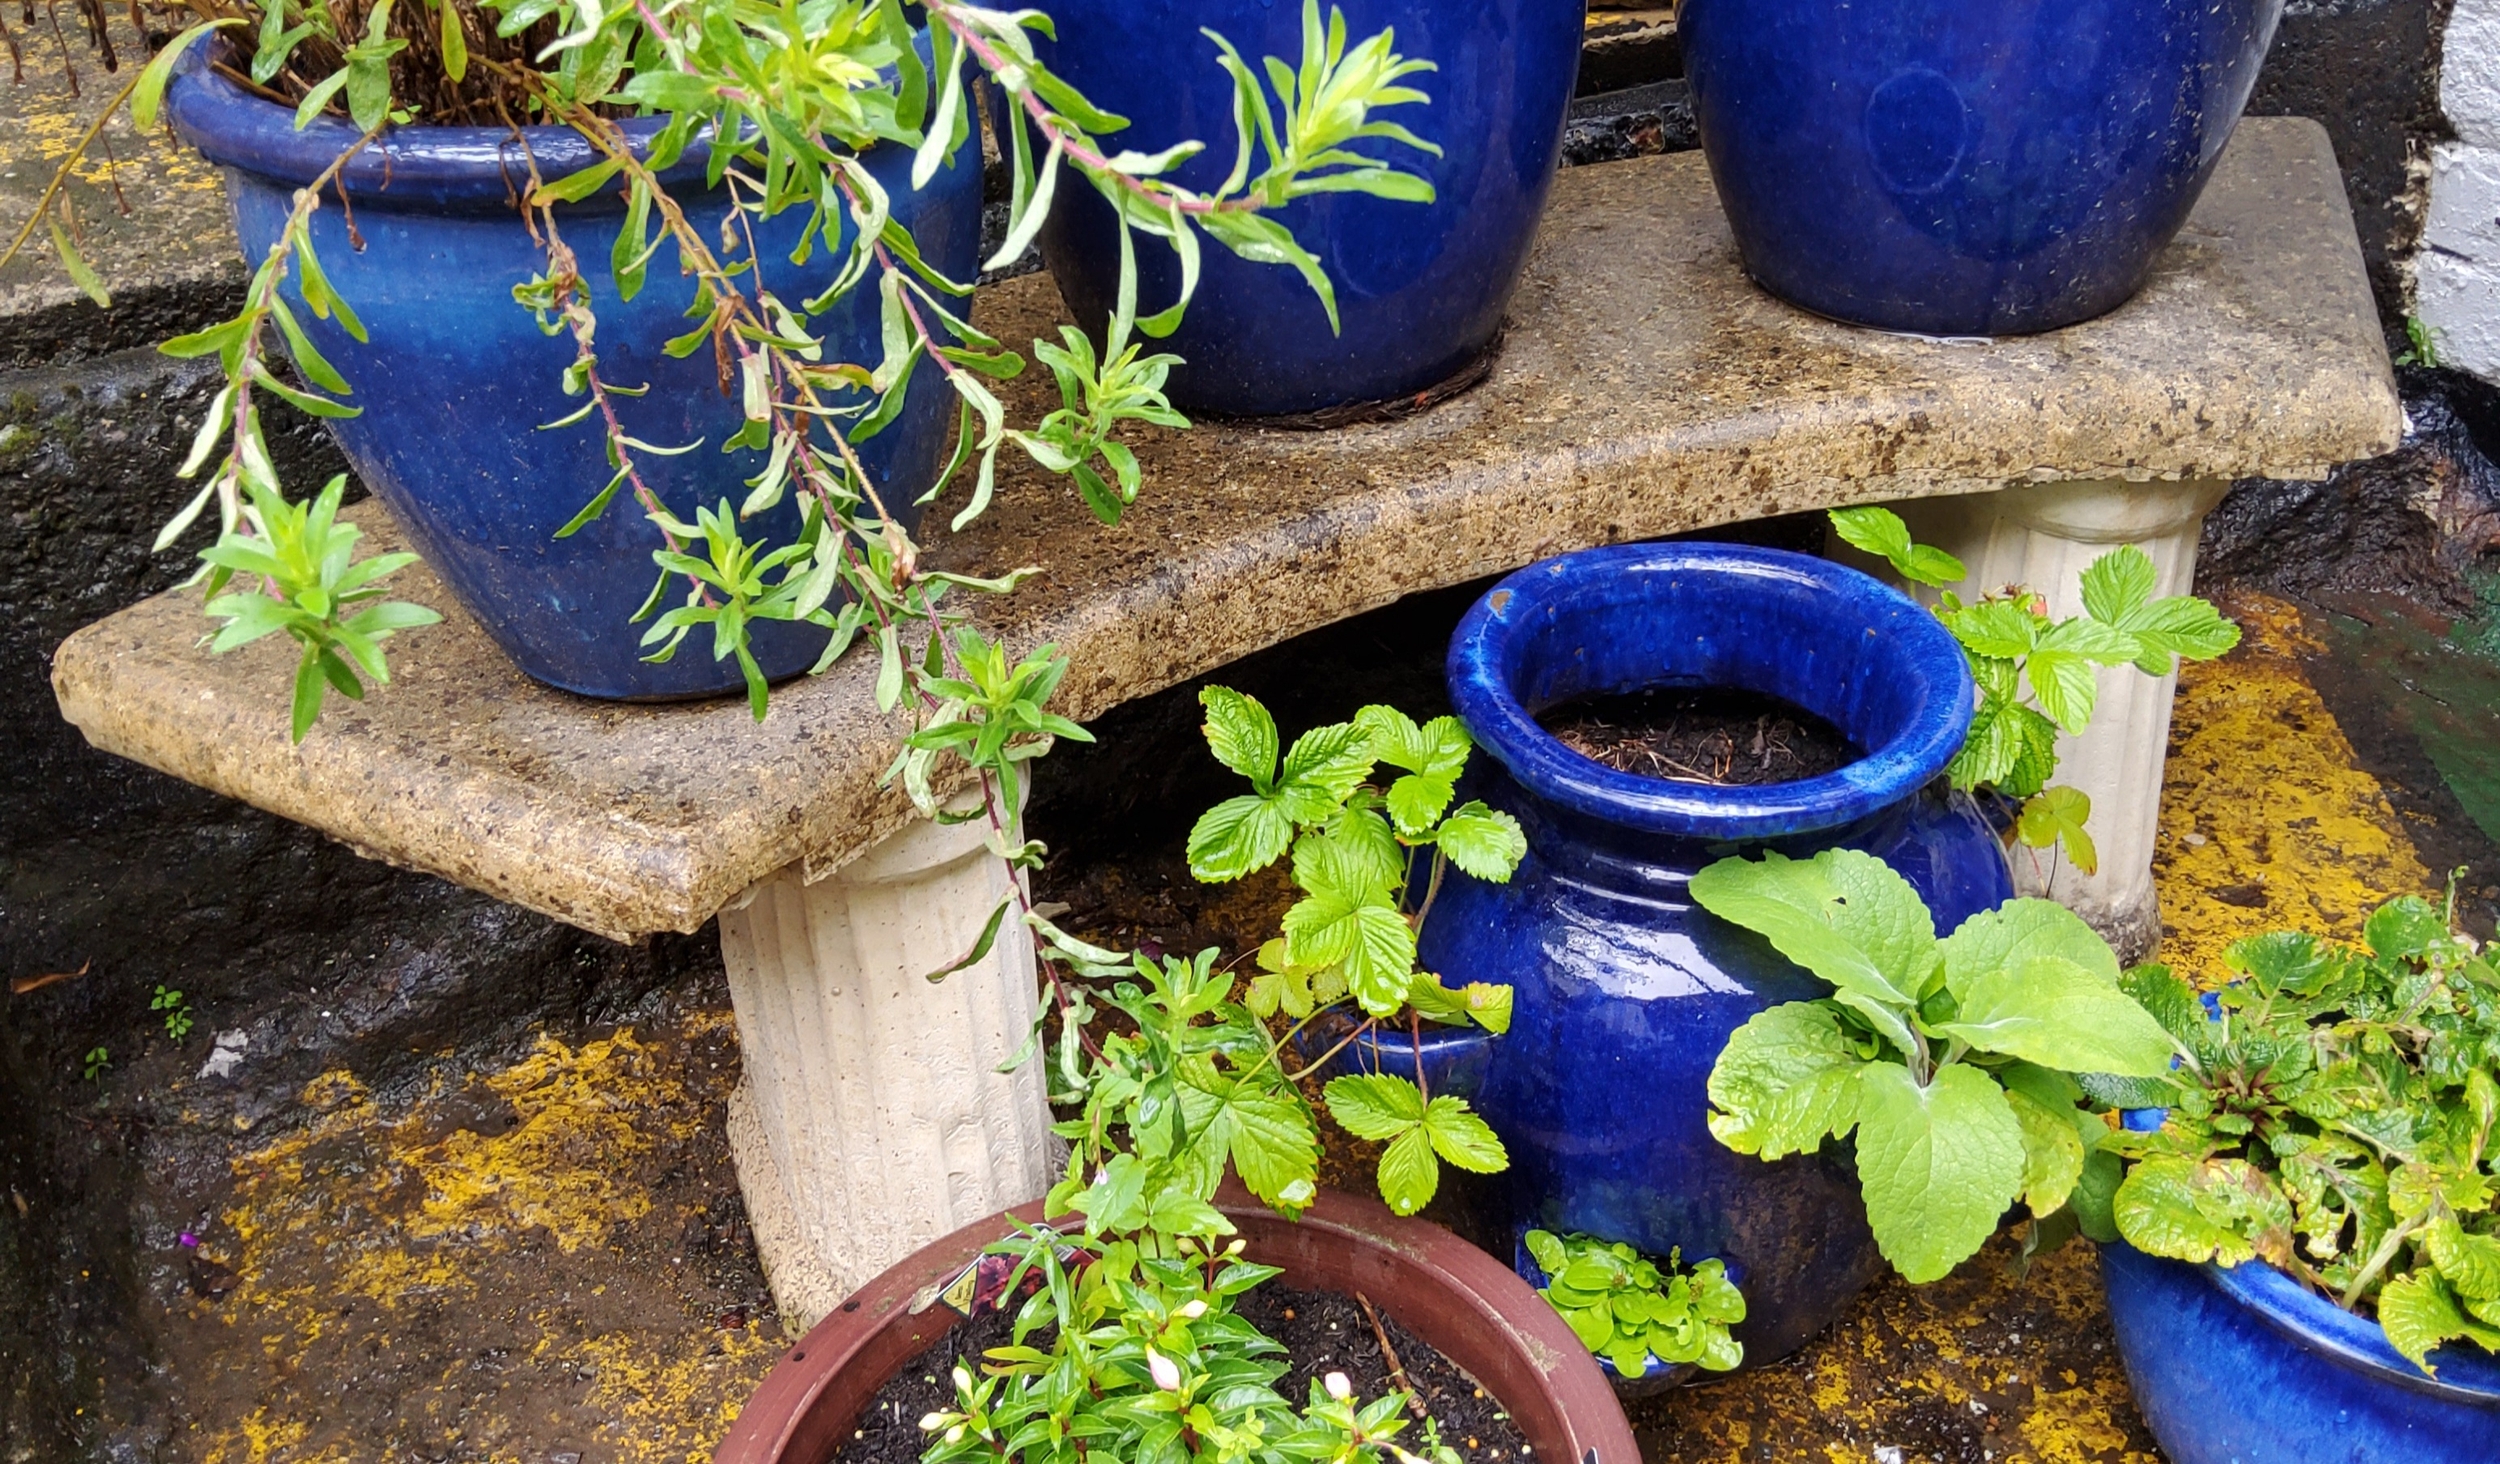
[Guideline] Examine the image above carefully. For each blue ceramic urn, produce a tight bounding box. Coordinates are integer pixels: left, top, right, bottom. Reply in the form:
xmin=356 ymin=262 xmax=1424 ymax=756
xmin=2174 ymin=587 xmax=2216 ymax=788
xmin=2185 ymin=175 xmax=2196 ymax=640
xmin=1023 ymin=0 xmax=1585 ymax=417
xmin=1414 ymin=543 xmax=2015 ymax=1366
xmin=1680 ymin=0 xmax=2284 ymax=335
xmin=2101 ymin=1243 xmax=2500 ymax=1462
xmin=165 ymin=57 xmax=981 ymax=700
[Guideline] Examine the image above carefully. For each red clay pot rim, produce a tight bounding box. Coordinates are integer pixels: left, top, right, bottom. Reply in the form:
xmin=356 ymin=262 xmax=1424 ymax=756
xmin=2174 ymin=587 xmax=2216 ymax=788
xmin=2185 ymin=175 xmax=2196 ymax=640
xmin=713 ymin=1182 xmax=1639 ymax=1464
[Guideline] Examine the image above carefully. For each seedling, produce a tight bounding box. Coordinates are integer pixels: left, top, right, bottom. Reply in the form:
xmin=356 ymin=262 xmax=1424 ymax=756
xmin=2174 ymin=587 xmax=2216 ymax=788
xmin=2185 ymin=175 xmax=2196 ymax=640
xmin=82 ymin=1047 xmax=110 ymax=1082
xmin=152 ymin=985 xmax=195 ymax=1043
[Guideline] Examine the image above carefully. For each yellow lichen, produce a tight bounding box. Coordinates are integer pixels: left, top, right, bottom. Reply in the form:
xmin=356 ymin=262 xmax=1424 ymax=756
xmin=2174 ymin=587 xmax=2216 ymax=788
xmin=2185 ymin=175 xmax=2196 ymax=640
xmin=2154 ymin=589 xmax=2433 ymax=977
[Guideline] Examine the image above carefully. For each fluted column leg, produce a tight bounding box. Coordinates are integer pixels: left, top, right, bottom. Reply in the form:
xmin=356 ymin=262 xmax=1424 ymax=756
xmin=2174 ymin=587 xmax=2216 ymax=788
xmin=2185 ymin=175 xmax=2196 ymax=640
xmin=1850 ymin=479 xmax=2230 ymax=962
xmin=716 ymin=791 xmax=1056 ymax=1330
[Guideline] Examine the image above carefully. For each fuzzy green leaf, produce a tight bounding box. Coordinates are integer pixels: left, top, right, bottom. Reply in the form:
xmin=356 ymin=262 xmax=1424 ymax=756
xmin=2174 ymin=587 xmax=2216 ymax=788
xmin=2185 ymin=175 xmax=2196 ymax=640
xmin=1931 ymin=954 xmax=2178 ymax=1076
xmin=1851 ymin=1062 xmax=2028 ymax=1282
xmin=1705 ymin=1001 xmax=1865 ymax=1159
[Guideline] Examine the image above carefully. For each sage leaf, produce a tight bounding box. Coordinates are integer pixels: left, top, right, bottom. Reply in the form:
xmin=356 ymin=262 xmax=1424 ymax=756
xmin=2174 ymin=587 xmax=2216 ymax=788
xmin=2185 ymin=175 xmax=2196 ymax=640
xmin=1705 ymin=1001 xmax=1864 ymax=1159
xmin=1851 ymin=1062 xmax=2027 ymax=1283
xmin=1931 ymin=954 xmax=2177 ymax=1076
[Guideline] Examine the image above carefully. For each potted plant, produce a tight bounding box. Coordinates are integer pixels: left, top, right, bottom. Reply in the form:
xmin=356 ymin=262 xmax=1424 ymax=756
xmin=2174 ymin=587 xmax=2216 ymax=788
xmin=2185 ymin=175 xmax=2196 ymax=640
xmin=710 ymin=1184 xmax=1642 ymax=1464
xmin=1019 ymin=0 xmax=1588 ymax=418
xmin=713 ymin=700 xmax=1647 ymax=1463
xmin=1678 ymin=0 xmax=2285 ymax=334
xmin=2081 ymin=893 xmax=2500 ymax=1462
xmin=1406 ymin=540 xmax=2017 ymax=1365
xmin=12 ymin=0 xmax=1443 ymax=723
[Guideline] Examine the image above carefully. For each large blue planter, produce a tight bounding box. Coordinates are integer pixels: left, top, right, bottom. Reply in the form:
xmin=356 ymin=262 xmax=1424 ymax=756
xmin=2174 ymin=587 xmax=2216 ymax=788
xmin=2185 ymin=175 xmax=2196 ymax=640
xmin=165 ymin=62 xmax=981 ymax=700
xmin=1679 ymin=0 xmax=2284 ymax=335
xmin=2101 ymin=1243 xmax=2500 ymax=1462
xmin=1025 ymin=0 xmax=1584 ymax=418
xmin=1416 ymin=543 xmax=2015 ymax=1366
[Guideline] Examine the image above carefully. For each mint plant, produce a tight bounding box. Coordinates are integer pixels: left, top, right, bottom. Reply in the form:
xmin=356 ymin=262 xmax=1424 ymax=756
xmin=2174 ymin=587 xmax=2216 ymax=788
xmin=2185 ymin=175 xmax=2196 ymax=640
xmin=1523 ymin=1229 xmax=1745 ymax=1378
xmin=2089 ymin=891 xmax=2500 ymax=1374
xmin=1184 ymin=690 xmax=1525 ymax=1216
xmin=1690 ymin=847 xmax=2179 ymax=1281
xmin=1829 ymin=505 xmax=2239 ymax=874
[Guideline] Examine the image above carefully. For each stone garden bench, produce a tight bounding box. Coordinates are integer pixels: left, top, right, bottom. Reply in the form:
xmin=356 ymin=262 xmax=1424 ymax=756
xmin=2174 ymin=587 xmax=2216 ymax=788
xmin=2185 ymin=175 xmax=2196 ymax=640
xmin=51 ymin=117 xmax=2398 ymax=1328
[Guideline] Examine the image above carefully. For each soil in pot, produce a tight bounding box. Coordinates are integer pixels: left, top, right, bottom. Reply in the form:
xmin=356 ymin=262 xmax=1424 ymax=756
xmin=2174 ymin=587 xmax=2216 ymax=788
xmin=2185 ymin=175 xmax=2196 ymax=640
xmin=827 ymin=1284 xmax=1536 ymax=1464
xmin=1540 ymin=687 xmax=1860 ymax=785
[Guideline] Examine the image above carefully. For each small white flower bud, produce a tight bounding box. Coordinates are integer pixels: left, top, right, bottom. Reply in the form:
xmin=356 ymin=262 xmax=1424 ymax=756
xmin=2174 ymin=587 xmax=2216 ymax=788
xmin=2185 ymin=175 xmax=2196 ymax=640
xmin=1324 ymin=1371 xmax=1353 ymax=1401
xmin=919 ymin=1414 xmax=945 ymax=1432
xmin=944 ymin=1425 xmax=966 ymax=1444
xmin=1225 ymin=1239 xmax=1247 ymax=1255
xmin=1147 ymin=1346 xmax=1183 ymax=1391
xmin=952 ymin=1365 xmax=972 ymax=1391
xmin=1177 ymin=1299 xmax=1208 ymax=1319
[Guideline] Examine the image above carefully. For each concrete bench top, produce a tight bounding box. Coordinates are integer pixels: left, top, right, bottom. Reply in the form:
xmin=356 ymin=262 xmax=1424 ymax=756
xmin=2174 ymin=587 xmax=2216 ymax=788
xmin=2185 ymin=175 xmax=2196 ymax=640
xmin=52 ymin=117 xmax=2399 ymax=943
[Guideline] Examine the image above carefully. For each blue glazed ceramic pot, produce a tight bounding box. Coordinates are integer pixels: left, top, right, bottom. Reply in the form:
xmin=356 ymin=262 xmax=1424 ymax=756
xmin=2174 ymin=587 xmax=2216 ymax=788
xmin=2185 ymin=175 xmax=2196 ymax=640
xmin=164 ymin=60 xmax=981 ymax=700
xmin=1679 ymin=0 xmax=2283 ymax=335
xmin=1417 ymin=543 xmax=2015 ymax=1366
xmin=2101 ymin=1242 xmax=2500 ymax=1462
xmin=1024 ymin=0 xmax=1584 ymax=417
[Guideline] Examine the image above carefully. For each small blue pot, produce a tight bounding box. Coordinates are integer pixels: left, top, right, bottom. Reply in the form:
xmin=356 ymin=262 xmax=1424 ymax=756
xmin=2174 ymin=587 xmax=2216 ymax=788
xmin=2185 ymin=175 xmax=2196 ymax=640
xmin=165 ymin=60 xmax=981 ymax=699
xmin=1024 ymin=0 xmax=1584 ymax=417
xmin=1419 ymin=543 xmax=2015 ymax=1366
xmin=1679 ymin=0 xmax=2283 ymax=335
xmin=2101 ymin=1242 xmax=2500 ymax=1462
xmin=1293 ymin=1012 xmax=1492 ymax=1102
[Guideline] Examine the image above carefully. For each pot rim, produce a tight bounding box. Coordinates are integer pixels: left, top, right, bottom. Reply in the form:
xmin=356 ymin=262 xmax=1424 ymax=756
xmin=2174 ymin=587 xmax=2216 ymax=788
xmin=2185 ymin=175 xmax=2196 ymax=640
xmin=2192 ymin=1250 xmax=2500 ymax=1404
xmin=160 ymin=42 xmax=941 ymax=208
xmin=163 ymin=51 xmax=699 ymax=206
xmin=1445 ymin=542 xmax=1974 ymax=840
xmin=712 ymin=1181 xmax=1640 ymax=1464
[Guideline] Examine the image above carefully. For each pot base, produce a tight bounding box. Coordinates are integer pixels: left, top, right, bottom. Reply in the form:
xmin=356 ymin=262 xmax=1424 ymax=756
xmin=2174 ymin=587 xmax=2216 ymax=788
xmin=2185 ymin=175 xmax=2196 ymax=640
xmin=1195 ymin=333 xmax=1503 ymax=431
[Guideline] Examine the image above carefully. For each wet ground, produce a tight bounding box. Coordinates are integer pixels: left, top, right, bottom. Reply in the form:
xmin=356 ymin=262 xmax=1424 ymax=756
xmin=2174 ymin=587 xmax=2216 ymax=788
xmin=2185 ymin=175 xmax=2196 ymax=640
xmin=10 ymin=564 xmax=2489 ymax=1464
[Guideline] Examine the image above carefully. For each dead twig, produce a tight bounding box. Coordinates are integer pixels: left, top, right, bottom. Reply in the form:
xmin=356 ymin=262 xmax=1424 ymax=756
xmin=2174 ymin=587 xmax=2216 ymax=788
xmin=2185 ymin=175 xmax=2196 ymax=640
xmin=1356 ymin=1292 xmax=1428 ymax=1419
xmin=11 ymin=958 xmax=92 ymax=995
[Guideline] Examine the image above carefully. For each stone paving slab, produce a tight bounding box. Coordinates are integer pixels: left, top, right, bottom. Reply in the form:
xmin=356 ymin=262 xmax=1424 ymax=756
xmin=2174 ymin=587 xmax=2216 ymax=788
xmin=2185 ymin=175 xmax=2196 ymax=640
xmin=51 ymin=118 xmax=2400 ymax=943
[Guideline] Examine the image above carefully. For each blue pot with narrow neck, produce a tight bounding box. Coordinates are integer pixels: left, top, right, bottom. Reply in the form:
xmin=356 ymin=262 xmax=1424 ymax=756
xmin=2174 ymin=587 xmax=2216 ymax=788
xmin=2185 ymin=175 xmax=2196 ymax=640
xmin=1416 ymin=543 xmax=2014 ymax=1367
xmin=1022 ymin=0 xmax=1585 ymax=418
xmin=163 ymin=53 xmax=980 ymax=700
xmin=2100 ymin=1242 xmax=2500 ymax=1462
xmin=1679 ymin=0 xmax=2282 ymax=334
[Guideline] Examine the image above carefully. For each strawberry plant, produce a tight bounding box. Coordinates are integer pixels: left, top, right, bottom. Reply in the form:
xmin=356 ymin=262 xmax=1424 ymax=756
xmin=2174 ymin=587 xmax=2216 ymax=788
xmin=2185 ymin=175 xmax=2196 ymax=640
xmin=1829 ymin=505 xmax=2238 ymax=875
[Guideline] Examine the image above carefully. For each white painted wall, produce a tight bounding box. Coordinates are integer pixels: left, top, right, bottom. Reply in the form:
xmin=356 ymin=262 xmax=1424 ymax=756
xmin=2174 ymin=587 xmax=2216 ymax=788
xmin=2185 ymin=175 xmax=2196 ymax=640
xmin=2421 ymin=0 xmax=2500 ymax=376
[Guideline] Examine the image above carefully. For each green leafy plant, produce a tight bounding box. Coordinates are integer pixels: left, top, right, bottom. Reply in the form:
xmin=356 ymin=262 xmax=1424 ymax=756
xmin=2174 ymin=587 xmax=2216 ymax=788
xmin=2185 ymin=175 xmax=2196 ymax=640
xmin=1523 ymin=1229 xmax=1745 ymax=1377
xmin=1829 ymin=505 xmax=2239 ymax=874
xmin=152 ymin=985 xmax=196 ymax=1043
xmin=2089 ymin=889 xmax=2500 ymax=1373
xmin=196 ymin=475 xmax=443 ymax=741
xmin=920 ymin=1225 xmax=1464 ymax=1464
xmin=13 ymin=0 xmax=1440 ymax=812
xmin=2396 ymin=314 xmax=2442 ymax=368
xmin=1183 ymin=690 xmax=1525 ymax=1216
xmin=1690 ymin=846 xmax=2179 ymax=1281
xmin=83 ymin=1047 xmax=111 ymax=1082
xmin=916 ymin=695 xmax=1525 ymax=1464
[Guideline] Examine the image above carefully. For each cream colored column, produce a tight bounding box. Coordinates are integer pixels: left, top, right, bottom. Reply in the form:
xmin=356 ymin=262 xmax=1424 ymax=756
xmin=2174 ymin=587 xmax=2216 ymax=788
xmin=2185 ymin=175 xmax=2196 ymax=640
xmin=716 ymin=792 xmax=1057 ymax=1331
xmin=1870 ymin=478 xmax=2230 ymax=962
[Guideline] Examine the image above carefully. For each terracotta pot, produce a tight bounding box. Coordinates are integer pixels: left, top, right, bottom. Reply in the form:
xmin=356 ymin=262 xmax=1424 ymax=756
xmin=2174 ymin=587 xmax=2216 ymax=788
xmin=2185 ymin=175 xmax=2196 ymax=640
xmin=714 ymin=1183 xmax=1640 ymax=1464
